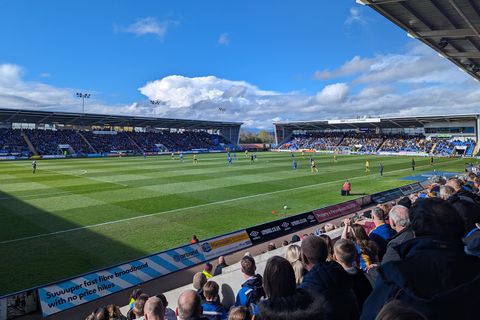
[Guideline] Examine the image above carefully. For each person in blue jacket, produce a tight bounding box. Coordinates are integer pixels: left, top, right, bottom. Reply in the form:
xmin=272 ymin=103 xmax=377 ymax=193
xmin=202 ymin=281 xmax=227 ymax=320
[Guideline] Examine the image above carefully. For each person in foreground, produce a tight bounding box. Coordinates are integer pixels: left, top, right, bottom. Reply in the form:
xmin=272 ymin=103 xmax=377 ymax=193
xmin=361 ymin=198 xmax=480 ymax=320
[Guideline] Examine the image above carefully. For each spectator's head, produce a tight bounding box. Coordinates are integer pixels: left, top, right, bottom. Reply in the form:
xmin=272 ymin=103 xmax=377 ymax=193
xmin=397 ymin=197 xmax=412 ymax=209
xmin=204 ymin=262 xmax=213 ymax=273
xmin=324 ymin=223 xmax=335 ymax=232
xmin=88 ymin=307 xmax=108 ymax=320
xmin=263 ymin=256 xmax=296 ymax=299
xmin=372 ymin=207 xmax=386 ymax=224
xmin=333 ymin=239 xmax=357 ymax=269
xmin=218 ymin=256 xmax=226 ymax=265
xmin=144 ymin=296 xmax=165 ymax=320
xmin=282 ymin=240 xmax=289 ymax=246
xmin=228 ymin=306 xmax=251 ymax=320
xmin=389 ymin=205 xmax=410 ymax=232
xmin=410 ymin=198 xmax=465 ymax=239
xmin=319 ymin=234 xmax=334 ymax=261
xmin=375 ymin=300 xmax=427 ymax=320
xmin=240 ymin=255 xmax=256 ymax=277
xmin=291 ymin=234 xmax=301 ymax=243
xmin=439 ymin=185 xmax=456 ymax=200
xmin=192 ymin=272 xmax=207 ymax=290
xmin=285 ymin=244 xmax=301 ymax=263
xmin=176 ymin=290 xmax=202 ymax=320
xmin=106 ymin=304 xmax=122 ymax=320
xmin=351 ymin=224 xmax=370 ymax=242
xmin=446 ymin=178 xmax=463 ymax=192
xmin=203 ymin=281 xmax=219 ymax=302
xmin=267 ymin=243 xmax=276 ymax=251
xmin=129 ymin=288 xmax=143 ymax=302
xmin=301 ymin=235 xmax=328 ymax=270
xmin=155 ymin=293 xmax=169 ymax=309
xmin=133 ymin=297 xmax=147 ymax=318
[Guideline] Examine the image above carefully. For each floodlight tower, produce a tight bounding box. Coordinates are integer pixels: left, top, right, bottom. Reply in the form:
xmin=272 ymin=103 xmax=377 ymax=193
xmin=76 ymin=92 xmax=91 ymax=114
xmin=150 ymin=100 xmax=161 ymax=117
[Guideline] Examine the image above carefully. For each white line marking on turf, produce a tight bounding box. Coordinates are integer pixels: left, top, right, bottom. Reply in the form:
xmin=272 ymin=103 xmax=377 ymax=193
xmin=0 ymin=158 xmax=462 ymax=245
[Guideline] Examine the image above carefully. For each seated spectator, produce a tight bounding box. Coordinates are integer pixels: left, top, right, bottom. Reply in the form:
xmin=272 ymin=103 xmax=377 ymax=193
xmin=203 ymin=263 xmax=214 ymax=279
xmin=156 ymin=293 xmax=177 ymax=320
xmin=282 ymin=240 xmax=289 ymax=246
xmin=382 ymin=205 xmax=414 ymax=264
xmin=202 ymin=281 xmax=227 ymax=320
xmin=129 ymin=294 xmax=148 ymax=320
xmin=319 ymin=234 xmax=334 ymax=261
xmin=291 ymin=234 xmax=301 ymax=243
xmin=343 ymin=221 xmax=380 ymax=271
xmin=227 ymin=307 xmax=251 ymax=320
xmin=176 ymin=290 xmax=206 ymax=320
xmin=440 ymin=184 xmax=480 ymax=233
xmin=267 ymin=243 xmax=276 ymax=251
xmin=375 ymin=300 xmax=427 ymax=320
xmin=284 ymin=244 xmax=306 ymax=285
xmin=257 ymin=256 xmax=325 ymax=320
xmin=369 ymin=207 xmax=396 ymax=258
xmin=192 ymin=273 xmax=207 ymax=301
xmin=106 ymin=304 xmax=126 ymax=320
xmin=361 ymin=198 xmax=480 ymax=320
xmin=333 ymin=239 xmax=372 ymax=312
xmin=144 ymin=296 xmax=165 ymax=320
xmin=299 ymin=236 xmax=359 ymax=319
xmin=129 ymin=288 xmax=143 ymax=310
xmin=213 ymin=256 xmax=228 ymax=276
xmin=234 ymin=256 xmax=265 ymax=309
xmin=86 ymin=307 xmax=108 ymax=320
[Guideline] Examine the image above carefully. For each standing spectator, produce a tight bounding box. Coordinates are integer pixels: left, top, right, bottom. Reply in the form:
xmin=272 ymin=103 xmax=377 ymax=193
xmin=299 ymin=236 xmax=359 ymax=319
xmin=144 ymin=296 xmax=165 ymax=320
xmin=284 ymin=244 xmax=306 ymax=285
xmin=129 ymin=289 xmax=144 ymax=310
xmin=369 ymin=207 xmax=396 ymax=258
xmin=342 ymin=180 xmax=351 ymax=196
xmin=203 ymin=263 xmax=214 ymax=279
xmin=234 ymin=256 xmax=265 ymax=310
xmin=361 ymin=198 xmax=480 ymax=320
xmin=343 ymin=221 xmax=380 ymax=272
xmin=333 ymin=239 xmax=372 ymax=312
xmin=382 ymin=205 xmax=414 ymax=264
xmin=176 ymin=290 xmax=206 ymax=320
xmin=213 ymin=256 xmax=228 ymax=276
xmin=319 ymin=234 xmax=334 ymax=261
xmin=202 ymin=281 xmax=227 ymax=320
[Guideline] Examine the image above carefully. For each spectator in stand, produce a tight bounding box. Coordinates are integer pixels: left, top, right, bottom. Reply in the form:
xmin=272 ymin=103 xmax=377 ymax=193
xmin=106 ymin=304 xmax=125 ymax=320
xmin=361 ymin=198 xmax=480 ymax=320
xmin=291 ymin=234 xmax=301 ymax=243
xmin=267 ymin=243 xmax=276 ymax=251
xmin=257 ymin=256 xmax=325 ymax=320
xmin=213 ymin=256 xmax=228 ymax=276
xmin=202 ymin=281 xmax=227 ymax=320
xmin=342 ymin=221 xmax=380 ymax=272
xmin=319 ymin=234 xmax=334 ymax=261
xmin=227 ymin=307 xmax=251 ymax=320
xmin=192 ymin=272 xmax=207 ymax=301
xmin=191 ymin=235 xmax=199 ymax=244
xmin=382 ymin=206 xmax=414 ymax=264
xmin=86 ymin=307 xmax=108 ymax=320
xmin=203 ymin=263 xmax=214 ymax=279
xmin=375 ymin=301 xmax=427 ymax=320
xmin=299 ymin=235 xmax=359 ymax=319
xmin=129 ymin=294 xmax=148 ymax=320
xmin=369 ymin=207 xmax=396 ymax=258
xmin=333 ymin=239 xmax=372 ymax=312
xmin=129 ymin=289 xmax=143 ymax=310
xmin=176 ymin=290 xmax=206 ymax=320
xmin=284 ymin=244 xmax=306 ymax=285
xmin=440 ymin=183 xmax=480 ymax=233
xmin=144 ymin=296 xmax=165 ymax=320
xmin=234 ymin=255 xmax=265 ymax=310
xmin=156 ymin=293 xmax=176 ymax=320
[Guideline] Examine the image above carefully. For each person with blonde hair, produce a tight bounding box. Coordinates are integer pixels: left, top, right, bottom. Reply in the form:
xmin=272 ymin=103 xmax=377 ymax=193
xmin=285 ymin=244 xmax=306 ymax=285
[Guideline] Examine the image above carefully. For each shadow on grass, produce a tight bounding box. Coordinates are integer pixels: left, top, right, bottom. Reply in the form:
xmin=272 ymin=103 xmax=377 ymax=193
xmin=0 ymin=189 xmax=145 ymax=297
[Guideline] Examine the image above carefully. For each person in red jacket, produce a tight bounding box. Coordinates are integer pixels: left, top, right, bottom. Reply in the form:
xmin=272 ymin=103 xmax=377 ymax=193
xmin=342 ymin=180 xmax=351 ymax=196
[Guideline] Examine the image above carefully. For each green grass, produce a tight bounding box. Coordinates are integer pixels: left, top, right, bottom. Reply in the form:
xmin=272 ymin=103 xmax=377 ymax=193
xmin=0 ymin=152 xmax=467 ymax=295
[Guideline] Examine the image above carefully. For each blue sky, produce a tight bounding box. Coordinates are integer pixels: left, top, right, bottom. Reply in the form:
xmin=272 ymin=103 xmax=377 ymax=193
xmin=0 ymin=0 xmax=478 ymax=128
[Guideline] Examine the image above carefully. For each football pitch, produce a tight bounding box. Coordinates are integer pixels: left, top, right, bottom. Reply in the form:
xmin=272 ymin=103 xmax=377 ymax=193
xmin=0 ymin=152 xmax=467 ymax=295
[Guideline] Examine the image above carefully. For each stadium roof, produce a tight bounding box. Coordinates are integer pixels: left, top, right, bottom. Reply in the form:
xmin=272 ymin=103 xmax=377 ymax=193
xmin=359 ymin=0 xmax=480 ymax=82
xmin=0 ymin=108 xmax=242 ymax=130
xmin=273 ymin=114 xmax=479 ymax=130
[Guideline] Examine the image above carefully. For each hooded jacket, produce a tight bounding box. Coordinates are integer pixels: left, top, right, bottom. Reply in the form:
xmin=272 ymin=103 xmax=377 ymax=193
xmin=299 ymin=261 xmax=359 ymax=320
xmin=235 ymin=274 xmax=265 ymax=308
xmin=361 ymin=236 xmax=480 ymax=320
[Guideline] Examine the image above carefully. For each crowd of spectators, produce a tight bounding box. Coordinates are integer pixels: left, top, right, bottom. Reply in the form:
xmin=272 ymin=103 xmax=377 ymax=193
xmin=0 ymin=128 xmax=30 ymax=156
xmin=379 ymin=134 xmax=434 ymax=153
xmin=432 ymin=138 xmax=476 ymax=156
xmin=338 ymin=133 xmax=385 ymax=153
xmin=279 ymin=133 xmax=343 ymax=151
xmin=83 ymin=168 xmax=480 ymax=320
xmin=25 ymin=129 xmax=95 ymax=155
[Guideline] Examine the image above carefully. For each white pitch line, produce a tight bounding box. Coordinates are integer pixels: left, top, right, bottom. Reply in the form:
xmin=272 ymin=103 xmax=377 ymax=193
xmin=0 ymin=158 xmax=462 ymax=245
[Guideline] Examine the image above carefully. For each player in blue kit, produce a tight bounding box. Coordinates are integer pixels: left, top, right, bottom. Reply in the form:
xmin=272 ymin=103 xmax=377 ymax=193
xmin=293 ymin=159 xmax=297 ymax=171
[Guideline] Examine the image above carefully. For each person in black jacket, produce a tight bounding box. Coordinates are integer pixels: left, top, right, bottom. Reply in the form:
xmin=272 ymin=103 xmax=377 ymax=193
xmin=213 ymin=256 xmax=228 ymax=276
xmin=361 ymin=198 xmax=480 ymax=320
xmin=382 ymin=205 xmax=414 ymax=264
xmin=299 ymin=236 xmax=359 ymax=320
xmin=333 ymin=239 xmax=372 ymax=312
xmin=440 ymin=184 xmax=480 ymax=233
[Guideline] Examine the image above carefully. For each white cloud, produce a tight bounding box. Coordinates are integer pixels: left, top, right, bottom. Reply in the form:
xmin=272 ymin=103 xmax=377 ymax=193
xmin=314 ymin=56 xmax=375 ymax=80
xmin=218 ymin=33 xmax=230 ymax=46
xmin=40 ymin=72 xmax=51 ymax=78
xmin=0 ymin=64 xmax=23 ymax=85
xmin=315 ymin=83 xmax=349 ymax=104
xmin=115 ymin=17 xmax=178 ymax=40
xmin=345 ymin=7 xmax=367 ymax=25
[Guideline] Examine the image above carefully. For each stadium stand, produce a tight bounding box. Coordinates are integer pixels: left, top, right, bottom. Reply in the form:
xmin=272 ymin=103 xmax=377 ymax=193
xmin=0 ymin=128 xmax=30 ymax=156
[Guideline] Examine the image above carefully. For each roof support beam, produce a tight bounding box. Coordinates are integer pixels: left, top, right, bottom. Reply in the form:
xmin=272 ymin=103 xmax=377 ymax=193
xmin=449 ymin=0 xmax=480 ymax=38
xmin=417 ymin=28 xmax=478 ymax=38
xmin=448 ymin=52 xmax=480 ymax=58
